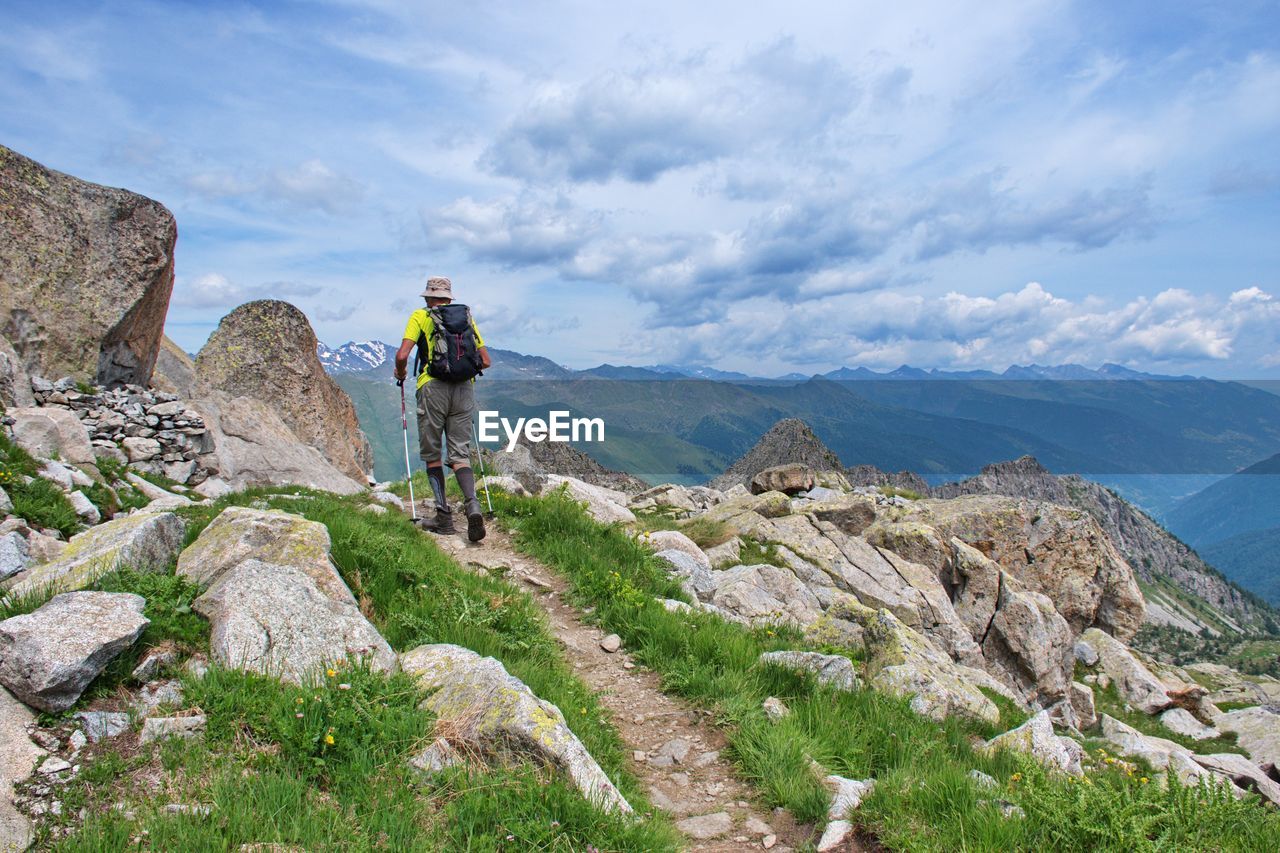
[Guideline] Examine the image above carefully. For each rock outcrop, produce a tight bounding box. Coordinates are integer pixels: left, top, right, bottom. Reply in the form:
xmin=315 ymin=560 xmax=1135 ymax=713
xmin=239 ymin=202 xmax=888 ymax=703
xmin=6 ymin=512 xmax=185 ymax=598
xmin=189 ymin=392 xmax=365 ymax=494
xmin=0 ymin=592 xmax=148 ymax=712
xmin=401 ymin=644 xmax=632 ymax=814
xmin=868 ymin=495 xmax=1146 ymax=639
xmin=1077 ymin=628 xmax=1173 ymax=714
xmin=539 ymin=475 xmax=636 ymax=524
xmin=0 ymin=334 xmax=34 ymax=409
xmin=194 ymin=558 xmax=396 ymax=683
xmin=935 ymin=456 xmax=1272 ymax=633
xmin=0 ymin=144 xmax=175 ymax=388
xmin=195 ymin=300 xmax=372 ymax=483
xmin=6 ymin=406 xmax=95 ymax=466
xmin=711 ymin=419 xmax=843 ymax=491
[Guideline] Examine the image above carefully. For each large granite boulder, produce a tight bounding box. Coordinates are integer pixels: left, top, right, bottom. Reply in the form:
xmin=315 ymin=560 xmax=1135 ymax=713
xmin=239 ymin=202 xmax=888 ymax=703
xmin=193 ymin=558 xmax=395 ymax=684
xmin=6 ymin=406 xmax=95 ymax=466
xmin=0 ymin=144 xmax=175 ymax=387
xmin=177 ymin=506 xmax=350 ymax=602
xmin=0 ymin=591 xmax=148 ymax=712
xmin=401 ymin=644 xmax=631 ymax=814
xmin=188 ymin=392 xmax=365 ymax=494
xmin=1192 ymin=752 xmax=1280 ymax=806
xmin=1098 ymin=715 xmax=1214 ymax=787
xmin=750 ymin=463 xmax=816 ymax=496
xmin=195 ymin=300 xmax=372 ymax=482
xmin=640 ymin=530 xmax=710 ymax=571
xmin=1 ymin=686 xmax=43 ymax=852
xmin=759 ymin=650 xmax=860 ymax=691
xmin=868 ymin=495 xmax=1145 ymax=639
xmin=6 ymin=512 xmax=185 ymax=598
xmin=710 ymin=564 xmax=825 ymax=627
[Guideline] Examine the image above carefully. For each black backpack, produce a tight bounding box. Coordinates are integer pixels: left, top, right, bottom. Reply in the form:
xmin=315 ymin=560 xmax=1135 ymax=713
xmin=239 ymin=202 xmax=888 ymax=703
xmin=415 ymin=303 xmax=483 ymax=383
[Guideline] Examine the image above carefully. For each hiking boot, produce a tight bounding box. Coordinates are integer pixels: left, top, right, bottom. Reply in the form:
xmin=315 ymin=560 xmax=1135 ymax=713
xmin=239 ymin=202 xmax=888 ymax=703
xmin=465 ymin=498 xmax=486 ymax=542
xmin=416 ymin=509 xmax=456 ymax=535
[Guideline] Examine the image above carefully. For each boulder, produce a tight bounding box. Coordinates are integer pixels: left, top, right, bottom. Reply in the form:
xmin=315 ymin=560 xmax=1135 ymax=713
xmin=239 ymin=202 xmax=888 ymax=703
xmin=178 ymin=506 xmax=349 ymax=600
xmin=1098 ymin=715 xmax=1214 ymax=787
xmin=194 ymin=558 xmax=395 ymax=684
xmin=1 ymin=686 xmax=43 ymax=853
xmin=0 ymin=591 xmax=149 ymax=712
xmin=1191 ymin=752 xmax=1280 ymax=806
xmin=0 ymin=533 xmax=29 ymax=582
xmin=6 ymin=407 xmax=95 ymax=465
xmin=66 ymin=490 xmax=101 ymax=525
xmin=759 ymin=650 xmax=859 ymax=691
xmin=122 ymin=436 xmax=162 ymax=462
xmin=704 ymin=537 xmax=742 ymax=568
xmin=540 ymin=475 xmax=635 ymax=524
xmin=750 ymin=463 xmax=816 ymax=496
xmin=641 ymin=530 xmax=710 ymax=571
xmin=1077 ymin=628 xmax=1173 ymax=715
xmin=805 ymin=494 xmax=877 ymax=536
xmin=187 ymin=393 xmax=365 ymax=494
xmin=479 ymin=475 xmax=528 ymax=497
xmin=654 ymin=549 xmax=716 ymax=602
xmin=150 ymin=335 xmax=195 ymax=398
xmin=0 ymin=144 xmax=176 ymax=387
xmin=0 ymin=486 xmax=10 ymax=517
xmin=125 ymin=473 xmax=191 ymax=507
xmin=981 ymin=711 xmax=1085 ymax=776
xmin=703 ymin=491 xmax=791 ymax=533
xmin=6 ymin=512 xmax=184 ymax=598
xmin=712 ymin=565 xmax=824 ymax=627
xmin=870 ymin=495 xmax=1145 ymax=638
xmin=1216 ymin=707 xmax=1280 ymax=771
xmin=1070 ymin=682 xmax=1098 ymax=729
xmin=401 ymin=643 xmax=631 ymax=814
xmin=140 ymin=714 xmax=206 ymax=745
xmin=1159 ymin=708 xmax=1220 ymax=741
xmin=195 ymin=300 xmax=372 ymax=482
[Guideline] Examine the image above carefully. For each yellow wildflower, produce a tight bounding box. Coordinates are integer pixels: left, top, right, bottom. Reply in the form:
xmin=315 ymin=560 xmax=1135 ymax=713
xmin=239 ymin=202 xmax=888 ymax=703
xmin=326 ymin=668 xmax=337 ymax=678
xmin=1140 ymin=777 xmax=1149 ymax=784
xmin=324 ymin=734 xmax=335 ymax=745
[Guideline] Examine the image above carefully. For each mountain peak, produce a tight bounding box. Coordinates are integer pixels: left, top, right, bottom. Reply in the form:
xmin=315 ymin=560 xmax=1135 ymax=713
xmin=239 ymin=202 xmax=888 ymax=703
xmin=710 ymin=418 xmax=843 ymax=490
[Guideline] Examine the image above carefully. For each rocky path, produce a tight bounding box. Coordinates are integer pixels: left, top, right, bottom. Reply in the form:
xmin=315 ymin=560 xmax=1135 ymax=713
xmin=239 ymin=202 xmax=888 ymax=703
xmin=425 ymin=518 xmax=818 ymax=852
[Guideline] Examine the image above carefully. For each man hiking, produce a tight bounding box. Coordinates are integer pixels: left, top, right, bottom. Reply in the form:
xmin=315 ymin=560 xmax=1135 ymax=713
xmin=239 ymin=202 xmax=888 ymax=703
xmin=393 ymin=275 xmax=492 ymax=541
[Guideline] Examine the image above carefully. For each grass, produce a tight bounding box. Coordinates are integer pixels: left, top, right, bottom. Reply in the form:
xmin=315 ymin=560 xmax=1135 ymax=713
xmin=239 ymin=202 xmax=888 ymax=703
xmin=49 ymin=487 xmax=678 ymax=852
xmin=635 ymin=508 xmax=737 ymax=549
xmin=1 ymin=431 xmax=81 ymax=536
xmin=494 ymin=488 xmax=1280 ymax=851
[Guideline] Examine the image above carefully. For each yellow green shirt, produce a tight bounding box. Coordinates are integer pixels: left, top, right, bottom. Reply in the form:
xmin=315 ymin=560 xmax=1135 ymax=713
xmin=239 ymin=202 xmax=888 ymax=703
xmin=403 ymin=307 xmax=486 ymax=388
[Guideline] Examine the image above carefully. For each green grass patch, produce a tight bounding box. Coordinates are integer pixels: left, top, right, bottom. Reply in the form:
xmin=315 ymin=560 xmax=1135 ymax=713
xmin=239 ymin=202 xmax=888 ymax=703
xmin=1089 ymin=680 xmax=1244 ymax=755
xmin=495 ymin=489 xmax=1280 ymax=851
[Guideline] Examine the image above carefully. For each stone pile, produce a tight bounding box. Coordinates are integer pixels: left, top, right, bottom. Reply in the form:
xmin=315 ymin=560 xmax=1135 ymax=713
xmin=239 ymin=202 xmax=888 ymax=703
xmin=27 ymin=376 xmax=212 ymax=486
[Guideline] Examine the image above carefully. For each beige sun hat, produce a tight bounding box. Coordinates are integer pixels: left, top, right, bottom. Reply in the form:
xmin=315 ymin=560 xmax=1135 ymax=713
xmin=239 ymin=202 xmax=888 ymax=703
xmin=421 ymin=276 xmax=453 ymax=299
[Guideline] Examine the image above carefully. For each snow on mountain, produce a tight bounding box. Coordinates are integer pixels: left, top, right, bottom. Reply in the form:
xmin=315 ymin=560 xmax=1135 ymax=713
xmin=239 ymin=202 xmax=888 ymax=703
xmin=316 ymin=340 xmax=398 ymax=373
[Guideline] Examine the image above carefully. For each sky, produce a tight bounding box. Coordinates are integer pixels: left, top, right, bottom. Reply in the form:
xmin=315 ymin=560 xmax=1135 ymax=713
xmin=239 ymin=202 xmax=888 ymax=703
xmin=1 ymin=0 xmax=1278 ymax=377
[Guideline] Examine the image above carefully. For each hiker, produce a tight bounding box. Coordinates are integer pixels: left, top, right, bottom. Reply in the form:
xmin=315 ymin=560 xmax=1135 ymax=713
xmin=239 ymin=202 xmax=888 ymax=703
xmin=393 ymin=275 xmax=492 ymax=541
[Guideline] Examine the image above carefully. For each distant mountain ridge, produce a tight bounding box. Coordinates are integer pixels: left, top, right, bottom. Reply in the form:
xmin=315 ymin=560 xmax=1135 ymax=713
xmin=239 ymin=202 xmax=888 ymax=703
xmin=318 ymin=340 xmax=1201 ymax=383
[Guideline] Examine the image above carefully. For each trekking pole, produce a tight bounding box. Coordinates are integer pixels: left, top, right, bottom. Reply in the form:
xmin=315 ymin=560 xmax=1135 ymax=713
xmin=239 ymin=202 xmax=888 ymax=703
xmin=471 ymin=417 xmax=495 ymax=517
xmin=397 ymin=379 xmax=418 ymax=520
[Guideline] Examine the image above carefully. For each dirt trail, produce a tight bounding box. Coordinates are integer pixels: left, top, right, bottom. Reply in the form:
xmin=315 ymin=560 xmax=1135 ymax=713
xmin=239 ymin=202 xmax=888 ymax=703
xmin=423 ymin=516 xmax=820 ymax=852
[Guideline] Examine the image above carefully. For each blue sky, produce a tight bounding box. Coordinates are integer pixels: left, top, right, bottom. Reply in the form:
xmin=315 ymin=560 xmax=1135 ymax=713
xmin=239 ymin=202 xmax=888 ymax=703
xmin=1 ymin=0 xmax=1278 ymax=376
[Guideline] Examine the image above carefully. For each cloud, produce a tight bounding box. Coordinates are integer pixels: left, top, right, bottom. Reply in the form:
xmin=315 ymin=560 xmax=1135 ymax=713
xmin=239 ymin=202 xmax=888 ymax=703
xmin=312 ymin=303 xmax=361 ymax=323
xmin=683 ymin=283 xmax=1280 ymax=374
xmin=181 ymin=160 xmax=363 ymax=214
xmin=481 ymin=38 xmax=863 ymax=185
xmin=171 ymin=274 xmax=323 ymax=310
xmin=421 ymin=194 xmax=602 ymax=266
